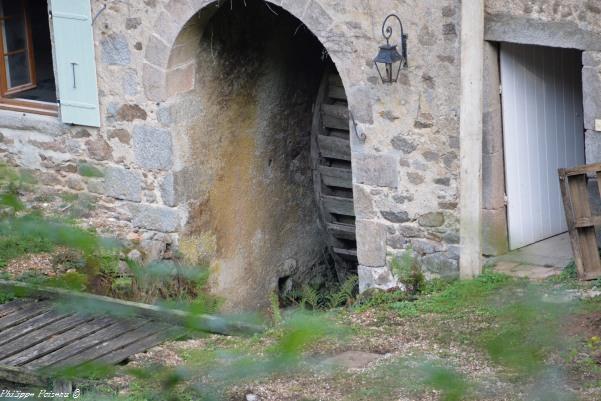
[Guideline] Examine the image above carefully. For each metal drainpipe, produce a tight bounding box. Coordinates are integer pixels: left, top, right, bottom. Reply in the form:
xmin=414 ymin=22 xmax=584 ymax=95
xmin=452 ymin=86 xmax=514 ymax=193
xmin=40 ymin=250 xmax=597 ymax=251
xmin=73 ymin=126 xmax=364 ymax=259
xmin=459 ymin=0 xmax=485 ymax=279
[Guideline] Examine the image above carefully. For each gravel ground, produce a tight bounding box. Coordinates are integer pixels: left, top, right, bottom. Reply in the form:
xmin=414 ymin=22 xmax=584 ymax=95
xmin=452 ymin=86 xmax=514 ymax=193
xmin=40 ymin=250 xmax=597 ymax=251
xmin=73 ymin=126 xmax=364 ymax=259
xmin=4 ymin=252 xmax=56 ymax=278
xmin=101 ymin=304 xmax=601 ymax=401
xmin=1 ymin=232 xmax=599 ymax=401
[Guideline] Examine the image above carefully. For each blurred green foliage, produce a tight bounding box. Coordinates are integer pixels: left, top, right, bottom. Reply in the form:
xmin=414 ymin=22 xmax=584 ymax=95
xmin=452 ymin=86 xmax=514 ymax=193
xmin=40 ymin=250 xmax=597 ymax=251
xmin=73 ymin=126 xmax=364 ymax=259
xmin=419 ymin=363 xmax=470 ymax=401
xmin=1 ymin=163 xmax=599 ymax=401
xmin=481 ymin=287 xmax=568 ymax=375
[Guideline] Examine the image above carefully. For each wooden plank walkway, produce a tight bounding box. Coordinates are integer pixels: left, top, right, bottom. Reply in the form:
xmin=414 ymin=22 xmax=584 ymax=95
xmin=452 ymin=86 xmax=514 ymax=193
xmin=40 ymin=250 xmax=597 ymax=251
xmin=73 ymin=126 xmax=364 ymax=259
xmin=0 ymin=298 xmax=177 ymax=385
xmin=0 ymin=279 xmax=264 ymax=387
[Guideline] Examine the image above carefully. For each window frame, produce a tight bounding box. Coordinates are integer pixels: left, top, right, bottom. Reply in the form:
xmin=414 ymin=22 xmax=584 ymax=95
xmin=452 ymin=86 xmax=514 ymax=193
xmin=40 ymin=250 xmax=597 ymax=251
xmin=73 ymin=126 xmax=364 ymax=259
xmin=0 ymin=0 xmax=57 ymax=116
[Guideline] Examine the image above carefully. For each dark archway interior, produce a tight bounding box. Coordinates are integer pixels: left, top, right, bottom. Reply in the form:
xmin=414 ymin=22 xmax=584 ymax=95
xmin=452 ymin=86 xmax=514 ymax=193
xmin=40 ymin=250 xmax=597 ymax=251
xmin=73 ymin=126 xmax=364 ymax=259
xmin=207 ymin=0 xmax=327 ymax=81
xmin=178 ymin=0 xmax=350 ymax=309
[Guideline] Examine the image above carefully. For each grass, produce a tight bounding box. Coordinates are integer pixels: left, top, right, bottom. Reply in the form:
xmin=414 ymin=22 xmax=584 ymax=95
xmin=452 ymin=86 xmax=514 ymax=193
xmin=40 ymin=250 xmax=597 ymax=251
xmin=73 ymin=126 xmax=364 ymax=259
xmin=391 ymin=270 xmax=513 ymax=318
xmin=2 ymin=164 xmax=599 ymax=400
xmin=0 ymin=231 xmax=54 ymax=268
xmin=40 ymin=269 xmax=601 ymax=401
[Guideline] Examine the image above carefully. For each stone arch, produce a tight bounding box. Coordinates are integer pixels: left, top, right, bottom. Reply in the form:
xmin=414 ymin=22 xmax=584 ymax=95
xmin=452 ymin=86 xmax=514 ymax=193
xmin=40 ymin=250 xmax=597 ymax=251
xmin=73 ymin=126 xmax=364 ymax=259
xmin=141 ymin=0 xmax=363 ymax=310
xmin=142 ymin=0 xmax=354 ymax=103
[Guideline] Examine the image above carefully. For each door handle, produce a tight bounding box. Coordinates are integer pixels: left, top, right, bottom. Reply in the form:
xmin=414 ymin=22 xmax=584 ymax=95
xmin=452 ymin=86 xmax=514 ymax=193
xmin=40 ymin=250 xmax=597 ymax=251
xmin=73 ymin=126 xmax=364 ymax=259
xmin=70 ymin=62 xmax=78 ymax=89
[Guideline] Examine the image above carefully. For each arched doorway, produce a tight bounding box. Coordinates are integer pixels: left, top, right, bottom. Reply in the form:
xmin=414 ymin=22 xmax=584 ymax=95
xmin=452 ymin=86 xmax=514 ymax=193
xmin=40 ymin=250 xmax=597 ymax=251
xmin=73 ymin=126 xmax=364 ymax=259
xmin=150 ymin=0 xmax=355 ymax=310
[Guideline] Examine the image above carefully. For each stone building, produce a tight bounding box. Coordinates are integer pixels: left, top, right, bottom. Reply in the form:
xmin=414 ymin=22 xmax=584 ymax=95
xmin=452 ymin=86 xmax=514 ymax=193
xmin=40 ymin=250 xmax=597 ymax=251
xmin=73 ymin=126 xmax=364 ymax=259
xmin=0 ymin=0 xmax=599 ymax=309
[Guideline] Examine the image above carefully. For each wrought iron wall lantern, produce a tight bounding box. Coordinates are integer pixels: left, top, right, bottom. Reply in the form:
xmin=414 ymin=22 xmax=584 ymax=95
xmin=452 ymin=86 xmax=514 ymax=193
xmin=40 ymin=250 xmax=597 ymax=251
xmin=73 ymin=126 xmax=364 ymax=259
xmin=373 ymin=14 xmax=408 ymax=84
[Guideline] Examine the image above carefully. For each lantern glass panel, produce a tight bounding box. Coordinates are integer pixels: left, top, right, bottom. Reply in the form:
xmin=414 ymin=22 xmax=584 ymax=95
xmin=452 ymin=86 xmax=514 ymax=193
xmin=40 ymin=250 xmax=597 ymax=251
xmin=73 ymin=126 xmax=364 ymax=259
xmin=373 ymin=45 xmax=403 ymax=83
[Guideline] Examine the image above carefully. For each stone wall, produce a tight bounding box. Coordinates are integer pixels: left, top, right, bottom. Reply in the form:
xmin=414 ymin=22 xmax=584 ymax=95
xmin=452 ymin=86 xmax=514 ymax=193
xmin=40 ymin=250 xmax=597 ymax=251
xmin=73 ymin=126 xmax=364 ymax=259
xmin=583 ymin=50 xmax=601 ymax=183
xmin=0 ymin=0 xmax=464 ymax=308
xmin=481 ymin=41 xmax=508 ymax=257
xmin=485 ymin=0 xmax=601 ymax=50
xmin=483 ymin=0 xmax=601 ymax=254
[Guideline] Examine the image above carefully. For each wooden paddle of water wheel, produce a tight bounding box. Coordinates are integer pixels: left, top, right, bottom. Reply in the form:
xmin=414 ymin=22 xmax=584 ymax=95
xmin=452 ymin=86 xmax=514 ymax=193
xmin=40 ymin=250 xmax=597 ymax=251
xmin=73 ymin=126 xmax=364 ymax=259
xmin=311 ymin=66 xmax=357 ymax=281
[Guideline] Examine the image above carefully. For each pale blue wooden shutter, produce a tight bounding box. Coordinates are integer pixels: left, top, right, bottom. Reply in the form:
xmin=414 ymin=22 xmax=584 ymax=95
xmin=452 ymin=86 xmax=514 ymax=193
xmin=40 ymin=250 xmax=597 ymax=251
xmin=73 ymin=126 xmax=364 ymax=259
xmin=50 ymin=0 xmax=100 ymax=127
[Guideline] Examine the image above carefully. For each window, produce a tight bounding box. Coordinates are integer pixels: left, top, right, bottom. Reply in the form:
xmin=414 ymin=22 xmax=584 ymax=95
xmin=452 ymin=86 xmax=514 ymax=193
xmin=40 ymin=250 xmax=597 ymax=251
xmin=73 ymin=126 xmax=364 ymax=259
xmin=0 ymin=0 xmax=100 ymax=126
xmin=0 ymin=0 xmax=57 ymax=115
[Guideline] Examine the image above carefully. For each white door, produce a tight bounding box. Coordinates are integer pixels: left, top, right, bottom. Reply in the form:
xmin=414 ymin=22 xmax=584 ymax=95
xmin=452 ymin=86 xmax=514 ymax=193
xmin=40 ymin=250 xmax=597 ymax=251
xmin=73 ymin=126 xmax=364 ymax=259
xmin=501 ymin=43 xmax=585 ymax=250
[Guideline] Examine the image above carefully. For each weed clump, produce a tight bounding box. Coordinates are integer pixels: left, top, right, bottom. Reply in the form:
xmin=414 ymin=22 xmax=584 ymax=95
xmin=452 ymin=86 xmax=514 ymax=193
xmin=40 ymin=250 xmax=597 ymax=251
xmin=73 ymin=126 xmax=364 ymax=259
xmin=283 ymin=275 xmax=359 ymax=311
xmin=391 ymin=247 xmax=425 ymax=295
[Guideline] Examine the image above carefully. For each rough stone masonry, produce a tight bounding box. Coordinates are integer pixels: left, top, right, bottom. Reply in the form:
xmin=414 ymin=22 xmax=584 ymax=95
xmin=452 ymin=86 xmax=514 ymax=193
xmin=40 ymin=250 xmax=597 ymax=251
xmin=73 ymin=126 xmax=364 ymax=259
xmin=2 ymin=0 xmax=600 ymax=309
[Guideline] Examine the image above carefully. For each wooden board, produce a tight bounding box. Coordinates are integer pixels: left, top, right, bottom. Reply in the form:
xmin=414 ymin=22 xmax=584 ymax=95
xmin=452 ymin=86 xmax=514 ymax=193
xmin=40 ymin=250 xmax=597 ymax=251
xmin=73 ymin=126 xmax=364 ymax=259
xmin=0 ymin=314 xmax=93 ymax=361
xmin=322 ymin=195 xmax=355 ymax=217
xmin=318 ymin=135 xmax=351 ymax=161
xmin=0 ymin=298 xmax=174 ymax=386
xmin=328 ymin=73 xmax=343 ymax=87
xmin=53 ymin=323 xmax=163 ymax=368
xmin=26 ymin=320 xmax=149 ymax=369
xmin=0 ymin=301 xmax=51 ymax=330
xmin=322 ymin=104 xmax=350 ymax=131
xmin=0 ymin=365 xmax=46 ymax=386
xmin=333 ymin=248 xmax=358 ymax=259
xmin=561 ymin=162 xmax=601 ymax=177
xmin=327 ymin=223 xmax=356 ymax=241
xmin=0 ymin=299 xmax=29 ymax=318
xmin=320 ymin=166 xmax=352 ymax=189
xmin=559 ymin=166 xmax=601 ymax=280
xmin=0 ymin=310 xmax=67 ymax=348
xmin=3 ymin=317 xmax=115 ymax=367
xmin=0 ymin=280 xmax=264 ymax=336
xmin=0 ymin=279 xmax=266 ymax=386
xmin=328 ymin=85 xmax=346 ymax=101
xmin=94 ymin=328 xmax=180 ymax=365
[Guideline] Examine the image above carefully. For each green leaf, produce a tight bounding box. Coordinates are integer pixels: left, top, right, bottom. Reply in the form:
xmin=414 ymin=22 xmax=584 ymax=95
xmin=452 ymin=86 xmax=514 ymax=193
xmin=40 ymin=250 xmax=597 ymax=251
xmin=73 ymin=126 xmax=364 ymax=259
xmin=0 ymin=193 xmax=24 ymax=211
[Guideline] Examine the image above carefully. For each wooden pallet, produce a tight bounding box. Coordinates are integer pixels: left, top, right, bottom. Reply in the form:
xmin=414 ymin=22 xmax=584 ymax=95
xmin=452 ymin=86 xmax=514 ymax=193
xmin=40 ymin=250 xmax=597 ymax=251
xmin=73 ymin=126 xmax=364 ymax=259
xmin=558 ymin=162 xmax=601 ymax=280
xmin=0 ymin=280 xmax=264 ymax=387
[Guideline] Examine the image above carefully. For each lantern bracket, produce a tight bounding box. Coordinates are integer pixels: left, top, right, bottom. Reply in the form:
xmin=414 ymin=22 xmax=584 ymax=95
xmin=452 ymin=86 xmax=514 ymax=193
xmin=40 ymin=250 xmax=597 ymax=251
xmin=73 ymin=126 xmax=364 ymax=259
xmin=381 ymin=14 xmax=407 ymax=67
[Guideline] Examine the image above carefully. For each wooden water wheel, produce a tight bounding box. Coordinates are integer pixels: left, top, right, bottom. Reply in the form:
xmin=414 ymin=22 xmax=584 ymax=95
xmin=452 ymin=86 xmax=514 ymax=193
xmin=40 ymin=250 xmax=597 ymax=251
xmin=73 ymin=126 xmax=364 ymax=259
xmin=311 ymin=66 xmax=357 ymax=280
